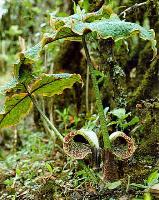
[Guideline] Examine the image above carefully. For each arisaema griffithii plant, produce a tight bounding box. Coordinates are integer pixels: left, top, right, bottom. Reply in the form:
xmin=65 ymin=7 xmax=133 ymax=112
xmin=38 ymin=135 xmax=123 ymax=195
xmin=0 ymin=5 xmax=156 ymax=180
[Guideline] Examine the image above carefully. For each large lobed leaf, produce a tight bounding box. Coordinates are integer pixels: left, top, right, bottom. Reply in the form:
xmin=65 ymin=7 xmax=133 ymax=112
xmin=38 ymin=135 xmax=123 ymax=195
xmin=23 ymin=12 xmax=156 ymax=64
xmin=0 ymin=73 xmax=81 ymax=128
xmin=49 ymin=14 xmax=156 ymax=57
xmin=50 ymin=13 xmax=155 ymax=40
xmin=15 ymin=7 xmax=156 ymax=76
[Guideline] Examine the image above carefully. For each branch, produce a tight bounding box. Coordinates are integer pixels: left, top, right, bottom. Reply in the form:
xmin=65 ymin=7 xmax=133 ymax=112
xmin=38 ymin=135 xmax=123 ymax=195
xmin=119 ymin=2 xmax=147 ymax=18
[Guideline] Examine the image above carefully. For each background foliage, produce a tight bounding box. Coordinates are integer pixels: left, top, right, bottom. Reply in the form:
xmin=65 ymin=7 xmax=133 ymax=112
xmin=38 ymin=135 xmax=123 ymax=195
xmin=0 ymin=0 xmax=158 ymax=199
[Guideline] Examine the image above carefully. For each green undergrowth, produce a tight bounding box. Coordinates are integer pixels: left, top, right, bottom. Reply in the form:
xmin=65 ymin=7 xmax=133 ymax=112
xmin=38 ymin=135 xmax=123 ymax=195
xmin=0 ymin=131 xmax=54 ymax=199
xmin=0 ymin=130 xmax=102 ymax=199
xmin=0 ymin=107 xmax=158 ymax=199
xmin=0 ymin=127 xmax=158 ymax=200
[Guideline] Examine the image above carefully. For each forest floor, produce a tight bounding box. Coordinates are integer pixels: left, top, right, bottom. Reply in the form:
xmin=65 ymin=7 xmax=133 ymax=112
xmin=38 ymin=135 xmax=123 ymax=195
xmin=0 ymin=115 xmax=158 ymax=200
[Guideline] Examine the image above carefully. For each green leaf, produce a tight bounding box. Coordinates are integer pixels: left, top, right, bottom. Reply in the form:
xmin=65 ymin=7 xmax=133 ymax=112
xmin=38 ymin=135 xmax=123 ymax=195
xmin=30 ymin=73 xmax=82 ymax=97
xmin=73 ymin=3 xmax=84 ymax=14
xmin=147 ymin=170 xmax=159 ymax=186
xmin=50 ymin=5 xmax=111 ymax=27
xmin=81 ymin=0 xmax=90 ymax=12
xmin=106 ymin=180 xmax=121 ymax=190
xmin=3 ymin=178 xmax=14 ymax=186
xmin=110 ymin=108 xmax=126 ymax=119
xmin=16 ymin=7 xmax=156 ymax=64
xmin=16 ymin=168 xmax=21 ymax=176
xmin=127 ymin=116 xmax=139 ymax=126
xmin=13 ymin=43 xmax=43 ymax=83
xmin=49 ymin=12 xmax=156 ymax=58
xmin=143 ymin=192 xmax=152 ymax=200
xmin=14 ymin=56 xmax=34 ymax=83
xmin=0 ymin=78 xmax=18 ymax=95
xmin=84 ymin=0 xmax=90 ymax=12
xmin=121 ymin=116 xmax=139 ymax=129
xmin=24 ymin=42 xmax=43 ymax=61
xmin=0 ymin=93 xmax=32 ymax=128
xmin=6 ymin=25 xmax=22 ymax=36
xmin=130 ymin=183 xmax=148 ymax=189
xmin=45 ymin=163 xmax=53 ymax=173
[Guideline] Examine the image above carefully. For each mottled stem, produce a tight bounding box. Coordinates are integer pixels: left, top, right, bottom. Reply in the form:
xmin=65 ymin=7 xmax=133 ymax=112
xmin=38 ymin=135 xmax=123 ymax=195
xmin=82 ymin=35 xmax=111 ymax=150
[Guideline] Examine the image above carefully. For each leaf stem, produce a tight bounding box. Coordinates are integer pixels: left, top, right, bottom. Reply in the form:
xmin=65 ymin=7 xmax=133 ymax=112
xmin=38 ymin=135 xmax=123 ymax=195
xmin=82 ymin=35 xmax=111 ymax=150
xmin=23 ymin=84 xmax=64 ymax=142
xmin=86 ymin=64 xmax=89 ymax=113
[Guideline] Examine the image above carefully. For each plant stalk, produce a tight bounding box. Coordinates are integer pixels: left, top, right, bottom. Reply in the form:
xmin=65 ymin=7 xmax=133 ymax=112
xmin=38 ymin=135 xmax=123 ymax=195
xmin=86 ymin=64 xmax=89 ymax=113
xmin=82 ymin=35 xmax=111 ymax=150
xmin=31 ymin=96 xmax=64 ymax=142
xmin=23 ymin=84 xmax=64 ymax=142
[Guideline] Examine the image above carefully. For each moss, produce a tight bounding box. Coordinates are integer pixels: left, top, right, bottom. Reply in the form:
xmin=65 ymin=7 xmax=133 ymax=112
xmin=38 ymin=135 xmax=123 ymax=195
xmin=128 ymin=58 xmax=159 ymax=107
xmin=147 ymin=0 xmax=159 ymax=29
xmin=34 ymin=180 xmax=55 ymax=200
xmin=137 ymin=104 xmax=159 ymax=156
xmin=123 ymin=162 xmax=150 ymax=183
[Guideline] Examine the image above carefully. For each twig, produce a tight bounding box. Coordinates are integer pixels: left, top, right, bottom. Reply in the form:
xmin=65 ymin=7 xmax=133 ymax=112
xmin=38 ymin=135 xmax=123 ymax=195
xmin=119 ymin=2 xmax=147 ymax=18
